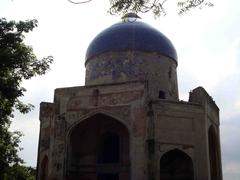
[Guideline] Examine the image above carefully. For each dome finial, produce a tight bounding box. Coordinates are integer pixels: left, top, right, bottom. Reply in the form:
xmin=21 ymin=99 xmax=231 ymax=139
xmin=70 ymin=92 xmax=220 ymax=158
xmin=121 ymin=12 xmax=141 ymax=22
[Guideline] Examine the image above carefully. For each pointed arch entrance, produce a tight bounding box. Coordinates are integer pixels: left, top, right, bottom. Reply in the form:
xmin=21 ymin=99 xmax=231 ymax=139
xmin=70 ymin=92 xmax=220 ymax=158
xmin=160 ymin=149 xmax=194 ymax=180
xmin=67 ymin=113 xmax=130 ymax=180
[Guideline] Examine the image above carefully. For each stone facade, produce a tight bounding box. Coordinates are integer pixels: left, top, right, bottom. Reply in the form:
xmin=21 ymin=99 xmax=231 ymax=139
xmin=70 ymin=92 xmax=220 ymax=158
xmin=37 ymin=16 xmax=222 ymax=180
xmin=37 ymin=82 xmax=222 ymax=180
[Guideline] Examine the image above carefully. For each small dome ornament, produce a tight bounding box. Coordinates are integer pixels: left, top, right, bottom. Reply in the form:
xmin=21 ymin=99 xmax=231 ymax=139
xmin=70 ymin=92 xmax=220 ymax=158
xmin=121 ymin=12 xmax=141 ymax=22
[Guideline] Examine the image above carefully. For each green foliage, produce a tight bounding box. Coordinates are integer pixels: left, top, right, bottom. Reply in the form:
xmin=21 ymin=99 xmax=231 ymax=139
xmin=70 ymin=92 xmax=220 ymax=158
xmin=0 ymin=18 xmax=53 ymax=179
xmin=0 ymin=18 xmax=53 ymax=121
xmin=109 ymin=0 xmax=214 ymax=16
xmin=3 ymin=164 xmax=36 ymax=180
xmin=68 ymin=0 xmax=213 ymax=16
xmin=0 ymin=124 xmax=23 ymax=175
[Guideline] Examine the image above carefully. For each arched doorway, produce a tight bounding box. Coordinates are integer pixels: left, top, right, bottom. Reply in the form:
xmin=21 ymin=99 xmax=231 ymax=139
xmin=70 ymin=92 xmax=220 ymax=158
xmin=160 ymin=149 xmax=194 ymax=180
xmin=40 ymin=155 xmax=48 ymax=180
xmin=67 ymin=114 xmax=130 ymax=180
xmin=208 ymin=126 xmax=221 ymax=180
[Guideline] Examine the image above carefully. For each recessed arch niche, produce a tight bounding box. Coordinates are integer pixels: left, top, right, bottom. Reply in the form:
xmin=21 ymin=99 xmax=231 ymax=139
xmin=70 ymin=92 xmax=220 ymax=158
xmin=66 ymin=113 xmax=130 ymax=180
xmin=160 ymin=149 xmax=194 ymax=180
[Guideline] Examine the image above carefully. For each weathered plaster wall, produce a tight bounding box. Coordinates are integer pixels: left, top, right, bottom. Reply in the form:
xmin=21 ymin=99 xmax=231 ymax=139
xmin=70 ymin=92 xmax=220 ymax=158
xmin=37 ymin=83 xmax=222 ymax=180
xmin=85 ymin=51 xmax=178 ymax=100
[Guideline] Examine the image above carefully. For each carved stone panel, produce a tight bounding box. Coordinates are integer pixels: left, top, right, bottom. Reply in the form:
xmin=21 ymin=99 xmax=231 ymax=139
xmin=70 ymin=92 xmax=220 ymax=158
xmin=66 ymin=90 xmax=143 ymax=111
xmin=157 ymin=115 xmax=194 ymax=132
xmin=65 ymin=105 xmax=131 ymax=129
xmin=99 ymin=91 xmax=143 ymax=106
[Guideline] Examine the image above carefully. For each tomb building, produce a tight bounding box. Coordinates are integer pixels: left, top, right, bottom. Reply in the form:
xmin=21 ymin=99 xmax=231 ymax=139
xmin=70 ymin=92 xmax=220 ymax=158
xmin=37 ymin=14 xmax=223 ymax=180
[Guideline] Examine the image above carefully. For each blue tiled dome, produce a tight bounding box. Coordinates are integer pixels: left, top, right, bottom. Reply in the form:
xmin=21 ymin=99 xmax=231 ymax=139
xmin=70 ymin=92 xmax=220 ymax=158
xmin=85 ymin=19 xmax=177 ymax=63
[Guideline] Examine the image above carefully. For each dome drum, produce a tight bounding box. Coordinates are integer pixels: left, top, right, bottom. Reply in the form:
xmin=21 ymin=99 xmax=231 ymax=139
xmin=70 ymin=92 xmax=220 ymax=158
xmin=85 ymin=51 xmax=179 ymax=100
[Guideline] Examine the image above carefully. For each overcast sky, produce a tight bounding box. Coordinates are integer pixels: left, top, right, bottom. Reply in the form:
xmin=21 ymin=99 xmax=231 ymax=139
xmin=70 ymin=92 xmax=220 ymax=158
xmin=1 ymin=0 xmax=240 ymax=179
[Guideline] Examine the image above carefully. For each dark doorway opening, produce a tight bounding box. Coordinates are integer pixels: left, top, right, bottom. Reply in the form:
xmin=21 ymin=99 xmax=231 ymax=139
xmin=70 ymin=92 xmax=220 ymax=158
xmin=98 ymin=132 xmax=120 ymax=163
xmin=160 ymin=149 xmax=194 ymax=180
xmin=98 ymin=174 xmax=119 ymax=180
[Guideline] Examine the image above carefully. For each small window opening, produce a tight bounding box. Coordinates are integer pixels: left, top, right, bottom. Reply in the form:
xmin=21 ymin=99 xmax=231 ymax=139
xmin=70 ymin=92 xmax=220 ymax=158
xmin=159 ymin=91 xmax=166 ymax=99
xmin=168 ymin=67 xmax=172 ymax=79
xmin=93 ymin=89 xmax=99 ymax=95
xmin=93 ymin=89 xmax=99 ymax=106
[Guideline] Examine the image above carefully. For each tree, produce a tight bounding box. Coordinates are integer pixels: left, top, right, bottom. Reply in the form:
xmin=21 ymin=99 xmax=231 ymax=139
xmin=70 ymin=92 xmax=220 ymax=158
xmin=68 ymin=0 xmax=214 ymax=16
xmin=0 ymin=18 xmax=53 ymax=179
xmin=4 ymin=164 xmax=36 ymax=180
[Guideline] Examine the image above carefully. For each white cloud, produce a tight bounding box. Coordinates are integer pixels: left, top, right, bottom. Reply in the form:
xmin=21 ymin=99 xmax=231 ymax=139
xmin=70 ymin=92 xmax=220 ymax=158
xmin=234 ymin=100 xmax=240 ymax=110
xmin=224 ymin=162 xmax=240 ymax=174
xmin=10 ymin=116 xmax=40 ymax=167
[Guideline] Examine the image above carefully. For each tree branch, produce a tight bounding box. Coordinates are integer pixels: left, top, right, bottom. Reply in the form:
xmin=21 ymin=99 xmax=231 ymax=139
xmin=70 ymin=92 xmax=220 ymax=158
xmin=67 ymin=0 xmax=93 ymax=4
